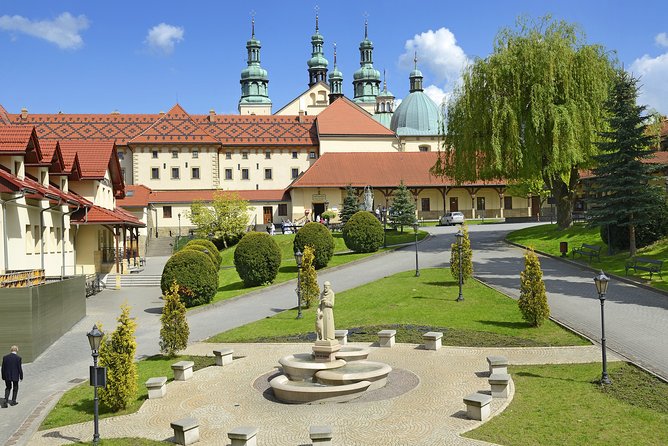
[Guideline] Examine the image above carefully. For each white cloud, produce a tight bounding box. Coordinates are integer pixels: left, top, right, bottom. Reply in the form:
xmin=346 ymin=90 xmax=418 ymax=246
xmin=655 ymin=32 xmax=668 ymax=48
xmin=145 ymin=23 xmax=184 ymax=55
xmin=423 ymin=85 xmax=449 ymax=108
xmin=631 ymin=52 xmax=668 ymax=115
xmin=0 ymin=12 xmax=89 ymax=49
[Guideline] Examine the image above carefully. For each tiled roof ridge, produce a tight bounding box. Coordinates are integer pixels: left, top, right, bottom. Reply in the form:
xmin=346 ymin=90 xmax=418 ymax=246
xmin=316 ymin=97 xmax=396 ymax=136
xmin=129 ymin=103 xmax=220 ymax=144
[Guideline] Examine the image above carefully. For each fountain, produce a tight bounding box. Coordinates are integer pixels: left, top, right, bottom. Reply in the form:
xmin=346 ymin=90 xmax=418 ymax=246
xmin=269 ymin=282 xmax=392 ymax=404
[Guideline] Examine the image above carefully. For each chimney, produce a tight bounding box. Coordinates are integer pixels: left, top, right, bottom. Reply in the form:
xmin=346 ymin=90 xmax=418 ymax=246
xmin=209 ymin=109 xmax=216 ymax=121
xmin=298 ymin=110 xmax=305 ymax=123
xmin=111 ymin=109 xmax=120 ymax=115
xmin=20 ymin=108 xmax=28 ymax=119
xmin=159 ymin=111 xmax=165 ymax=116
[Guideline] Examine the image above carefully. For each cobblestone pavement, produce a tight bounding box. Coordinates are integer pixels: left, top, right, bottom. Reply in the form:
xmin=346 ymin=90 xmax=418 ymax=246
xmin=29 ymin=342 xmax=617 ymax=446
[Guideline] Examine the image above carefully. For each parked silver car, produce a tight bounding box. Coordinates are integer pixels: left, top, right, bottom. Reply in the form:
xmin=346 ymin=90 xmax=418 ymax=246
xmin=439 ymin=211 xmax=465 ymax=226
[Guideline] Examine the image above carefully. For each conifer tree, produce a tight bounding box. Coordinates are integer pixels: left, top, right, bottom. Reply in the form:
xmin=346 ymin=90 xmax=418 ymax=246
xmin=159 ymin=281 xmax=189 ymax=356
xmin=450 ymin=224 xmax=473 ymax=282
xmin=99 ymin=303 xmax=138 ymax=411
xmin=299 ymin=245 xmax=319 ymax=308
xmin=391 ymin=181 xmax=416 ymax=232
xmin=586 ymin=70 xmax=664 ymax=256
xmin=340 ymin=185 xmax=359 ymax=224
xmin=518 ymin=249 xmax=550 ymax=327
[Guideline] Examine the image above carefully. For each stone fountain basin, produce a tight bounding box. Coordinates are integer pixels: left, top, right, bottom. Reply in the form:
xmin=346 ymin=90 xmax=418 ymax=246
xmin=315 ymin=360 xmax=392 ymax=391
xmin=270 ymin=375 xmax=371 ymax=404
xmin=279 ymin=353 xmax=346 ymax=381
xmin=334 ymin=345 xmax=371 ymax=361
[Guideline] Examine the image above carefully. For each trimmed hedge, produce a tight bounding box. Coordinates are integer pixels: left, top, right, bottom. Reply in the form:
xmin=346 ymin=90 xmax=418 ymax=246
xmin=293 ymin=222 xmax=335 ymax=269
xmin=161 ymin=250 xmax=218 ymax=307
xmin=234 ymin=232 xmax=282 ymax=287
xmin=183 ymin=244 xmax=218 ymax=268
xmin=342 ymin=211 xmax=384 ymax=253
xmin=186 ymin=239 xmax=221 ymax=267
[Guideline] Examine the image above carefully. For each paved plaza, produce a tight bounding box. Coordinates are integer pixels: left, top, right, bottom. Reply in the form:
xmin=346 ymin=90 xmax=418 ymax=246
xmin=29 ymin=342 xmax=615 ymax=446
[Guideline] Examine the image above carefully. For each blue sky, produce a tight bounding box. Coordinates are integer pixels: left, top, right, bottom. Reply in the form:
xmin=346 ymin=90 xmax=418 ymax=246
xmin=1 ymin=1 xmax=667 ymax=115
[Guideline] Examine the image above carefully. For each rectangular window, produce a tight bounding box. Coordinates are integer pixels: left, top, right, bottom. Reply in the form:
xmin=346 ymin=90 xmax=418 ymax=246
xmin=225 ymin=168 xmax=233 ymax=180
xmin=477 ymin=197 xmax=486 ymax=210
xmin=309 ymin=151 xmax=316 ymax=159
xmin=241 ymin=168 xmax=249 ymax=180
xmin=191 ymin=167 xmax=200 ymax=179
xmin=264 ymin=168 xmax=272 ymax=180
xmin=504 ymin=196 xmax=513 ymax=210
xmin=192 ymin=149 xmax=199 ymax=159
xmin=292 ymin=151 xmax=298 ymax=159
xmin=419 ymin=145 xmax=430 ymax=152
xmin=421 ymin=198 xmax=430 ymax=212
xmin=118 ymin=151 xmax=124 ymax=160
xmin=151 ymin=167 xmax=160 ymax=179
xmin=171 ymin=150 xmax=178 ymax=159
xmin=278 ymin=203 xmax=288 ymax=216
xmin=163 ymin=206 xmax=172 ymax=219
xmin=171 ymin=167 xmax=180 ymax=179
xmin=265 ymin=150 xmax=271 ymax=159
xmin=242 ymin=151 xmax=249 ymax=159
xmin=291 ymin=168 xmax=299 ymax=179
xmin=152 ymin=150 xmax=158 ymax=159
xmin=225 ymin=151 xmax=232 ymax=159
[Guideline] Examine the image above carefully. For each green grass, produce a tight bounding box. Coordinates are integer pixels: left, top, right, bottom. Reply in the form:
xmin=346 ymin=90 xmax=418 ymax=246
xmin=208 ymin=268 xmax=587 ymax=347
xmin=40 ymin=355 xmax=215 ymax=431
xmin=465 ymin=362 xmax=668 ymax=446
xmin=506 ymin=223 xmax=668 ymax=291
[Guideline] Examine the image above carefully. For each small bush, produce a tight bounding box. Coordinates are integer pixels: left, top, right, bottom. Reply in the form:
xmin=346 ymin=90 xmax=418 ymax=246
xmin=450 ymin=224 xmax=473 ymax=282
xmin=342 ymin=211 xmax=384 ymax=252
xmin=518 ymin=249 xmax=550 ymax=327
xmin=161 ymin=250 xmax=218 ymax=307
xmin=186 ymin=239 xmax=221 ymax=267
xmin=293 ymin=222 xmax=335 ymax=269
xmin=234 ymin=232 xmax=282 ymax=287
xmin=183 ymin=244 xmax=218 ymax=268
xmin=299 ymin=245 xmax=319 ymax=308
xmin=99 ymin=304 xmax=137 ymax=411
xmin=160 ymin=282 xmax=189 ymax=356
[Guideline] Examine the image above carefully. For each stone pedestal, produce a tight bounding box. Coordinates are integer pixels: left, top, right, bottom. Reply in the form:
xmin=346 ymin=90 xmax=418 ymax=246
xmin=312 ymin=340 xmax=341 ymax=363
xmin=310 ymin=425 xmax=333 ymax=445
xmin=334 ymin=329 xmax=348 ymax=345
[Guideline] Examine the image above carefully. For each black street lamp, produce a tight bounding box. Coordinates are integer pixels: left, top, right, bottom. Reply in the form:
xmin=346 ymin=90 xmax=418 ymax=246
xmin=594 ymin=271 xmax=612 ymax=385
xmin=86 ymin=324 xmax=104 ymax=445
xmin=177 ymin=213 xmax=181 ymax=237
xmin=413 ymin=222 xmax=420 ymax=277
xmin=455 ymin=230 xmax=464 ymax=302
xmin=294 ymin=250 xmax=303 ymax=319
xmin=383 ymin=207 xmax=387 ymax=248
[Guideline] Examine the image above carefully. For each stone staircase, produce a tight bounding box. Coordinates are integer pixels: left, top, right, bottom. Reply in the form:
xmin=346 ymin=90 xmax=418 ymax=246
xmin=105 ymin=274 xmax=161 ymax=288
xmin=146 ymin=236 xmax=175 ymax=257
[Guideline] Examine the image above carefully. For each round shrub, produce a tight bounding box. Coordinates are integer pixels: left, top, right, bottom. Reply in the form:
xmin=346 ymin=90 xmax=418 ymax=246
xmin=234 ymin=232 xmax=282 ymax=287
xmin=186 ymin=239 xmax=221 ymax=267
xmin=183 ymin=243 xmax=218 ymax=268
xmin=161 ymin=250 xmax=218 ymax=307
xmin=293 ymin=222 xmax=335 ymax=269
xmin=342 ymin=211 xmax=384 ymax=253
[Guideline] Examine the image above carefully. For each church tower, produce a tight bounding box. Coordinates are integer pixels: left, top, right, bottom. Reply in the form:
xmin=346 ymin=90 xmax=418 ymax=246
xmin=352 ymin=20 xmax=381 ymax=113
xmin=239 ymin=17 xmax=272 ymax=115
xmin=307 ymin=13 xmax=328 ymax=87
xmin=373 ymin=70 xmax=394 ymax=128
xmin=328 ymin=44 xmax=344 ymax=104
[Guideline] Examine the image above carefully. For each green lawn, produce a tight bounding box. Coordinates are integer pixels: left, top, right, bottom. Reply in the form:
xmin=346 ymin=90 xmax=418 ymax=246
xmin=506 ymin=223 xmax=668 ymax=291
xmin=40 ymin=355 xmax=215 ymax=431
xmin=208 ymin=268 xmax=587 ymax=347
xmin=465 ymin=362 xmax=668 ymax=446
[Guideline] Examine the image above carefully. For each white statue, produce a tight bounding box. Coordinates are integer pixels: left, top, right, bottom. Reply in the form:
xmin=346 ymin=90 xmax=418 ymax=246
xmin=317 ymin=281 xmax=335 ymax=341
xmin=363 ymin=185 xmax=374 ymax=212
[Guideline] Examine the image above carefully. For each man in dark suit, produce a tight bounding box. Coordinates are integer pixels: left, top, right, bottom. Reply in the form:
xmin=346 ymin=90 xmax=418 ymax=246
xmin=2 ymin=345 xmax=23 ymax=408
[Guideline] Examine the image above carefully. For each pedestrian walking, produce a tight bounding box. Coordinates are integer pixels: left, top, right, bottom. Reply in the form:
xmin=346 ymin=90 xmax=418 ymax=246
xmin=2 ymin=345 xmax=23 ymax=408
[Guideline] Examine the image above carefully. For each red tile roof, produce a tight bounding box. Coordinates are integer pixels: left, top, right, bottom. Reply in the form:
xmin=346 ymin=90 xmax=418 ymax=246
xmin=148 ymin=189 xmax=288 ymax=203
xmin=315 ymin=97 xmax=395 ymax=137
xmin=0 ymin=125 xmax=39 ymax=155
xmin=130 ymin=104 xmax=220 ymax=144
xmin=71 ymin=204 xmax=144 ymax=226
xmin=290 ymin=152 xmax=506 ymax=188
xmin=194 ymin=114 xmax=317 ymax=146
xmin=117 ymin=184 xmax=153 ymax=207
xmin=59 ymin=140 xmax=115 ymax=178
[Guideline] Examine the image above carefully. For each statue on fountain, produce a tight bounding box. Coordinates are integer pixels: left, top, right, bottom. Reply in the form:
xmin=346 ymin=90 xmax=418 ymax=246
xmin=317 ymin=281 xmax=335 ymax=341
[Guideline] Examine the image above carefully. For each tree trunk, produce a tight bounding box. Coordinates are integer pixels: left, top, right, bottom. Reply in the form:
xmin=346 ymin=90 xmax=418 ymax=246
xmin=552 ymin=179 xmax=574 ymax=229
xmin=629 ymin=224 xmax=637 ymax=257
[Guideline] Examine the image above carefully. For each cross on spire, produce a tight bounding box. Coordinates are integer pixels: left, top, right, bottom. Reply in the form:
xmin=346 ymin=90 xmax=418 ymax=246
xmin=383 ymin=69 xmax=387 ymax=90
xmin=414 ymin=51 xmax=418 ymax=69
xmin=315 ymin=5 xmax=320 ymax=32
xmin=363 ymin=12 xmax=369 ymax=38
xmin=333 ymin=42 xmax=337 ymax=65
xmin=250 ymin=10 xmax=256 ymax=37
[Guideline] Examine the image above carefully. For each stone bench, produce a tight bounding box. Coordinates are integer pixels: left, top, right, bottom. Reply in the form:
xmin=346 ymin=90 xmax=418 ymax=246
xmin=170 ymin=417 xmax=199 ymax=445
xmin=145 ymin=376 xmax=167 ymax=399
xmin=213 ymin=348 xmax=234 ymax=366
xmin=463 ymin=393 xmax=493 ymax=421
xmin=486 ymin=355 xmax=508 ymax=375
xmin=489 ymin=373 xmax=511 ymax=398
xmin=334 ymin=329 xmax=348 ymax=346
xmin=228 ymin=426 xmax=258 ymax=446
xmin=310 ymin=425 xmax=333 ymax=445
xmin=423 ymin=331 xmax=443 ymax=351
xmin=378 ymin=329 xmax=396 ymax=348
xmin=172 ymin=360 xmax=195 ymax=381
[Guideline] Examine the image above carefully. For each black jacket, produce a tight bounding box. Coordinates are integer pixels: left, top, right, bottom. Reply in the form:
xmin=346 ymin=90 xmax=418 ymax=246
xmin=1 ymin=353 xmax=23 ymax=381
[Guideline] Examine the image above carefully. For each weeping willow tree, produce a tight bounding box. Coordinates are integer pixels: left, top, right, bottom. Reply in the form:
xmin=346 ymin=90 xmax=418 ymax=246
xmin=432 ymin=17 xmax=616 ymax=228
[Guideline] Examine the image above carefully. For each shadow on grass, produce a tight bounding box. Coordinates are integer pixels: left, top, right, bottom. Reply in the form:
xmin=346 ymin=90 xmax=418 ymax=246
xmin=515 ymin=371 xmax=581 ymax=383
xmin=217 ymin=281 xmax=246 ymax=292
xmin=476 ymin=320 xmax=533 ymax=330
xmin=278 ymin=265 xmax=298 ymax=274
xmin=424 ymin=281 xmax=456 ymax=287
xmin=411 ymin=295 xmax=447 ymax=301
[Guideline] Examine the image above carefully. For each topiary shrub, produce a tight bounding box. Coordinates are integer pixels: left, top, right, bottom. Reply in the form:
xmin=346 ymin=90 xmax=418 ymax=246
xmin=293 ymin=222 xmax=335 ymax=269
xmin=160 ymin=282 xmax=189 ymax=357
xmin=342 ymin=211 xmax=384 ymax=253
xmin=161 ymin=250 xmax=218 ymax=307
xmin=450 ymin=224 xmax=473 ymax=282
xmin=299 ymin=245 xmax=319 ymax=308
xmin=186 ymin=239 xmax=221 ymax=267
xmin=99 ymin=304 xmax=137 ymax=411
xmin=183 ymin=244 xmax=218 ymax=269
xmin=518 ymin=249 xmax=550 ymax=327
xmin=234 ymin=232 xmax=281 ymax=287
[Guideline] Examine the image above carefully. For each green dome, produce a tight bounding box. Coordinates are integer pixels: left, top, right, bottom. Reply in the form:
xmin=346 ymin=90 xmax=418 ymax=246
xmin=308 ymin=54 xmax=329 ymax=68
xmin=353 ymin=65 xmax=380 ymax=80
xmin=390 ymin=91 xmax=441 ymax=136
xmin=329 ymin=66 xmax=342 ymax=80
xmin=241 ymin=65 xmax=268 ymax=80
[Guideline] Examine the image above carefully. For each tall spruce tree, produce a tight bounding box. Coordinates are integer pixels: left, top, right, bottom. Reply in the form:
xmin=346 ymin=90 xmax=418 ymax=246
xmin=391 ymin=181 xmax=416 ymax=232
xmin=586 ymin=70 xmax=662 ymax=256
xmin=340 ymin=185 xmax=359 ymax=224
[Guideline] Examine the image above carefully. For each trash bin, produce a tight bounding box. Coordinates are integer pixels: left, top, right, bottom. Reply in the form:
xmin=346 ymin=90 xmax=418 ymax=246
xmin=559 ymin=241 xmax=568 ymax=257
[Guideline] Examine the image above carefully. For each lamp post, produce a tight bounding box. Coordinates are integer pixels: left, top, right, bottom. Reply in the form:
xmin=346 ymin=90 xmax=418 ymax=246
xmin=294 ymin=250 xmax=303 ymax=319
xmin=413 ymin=222 xmax=420 ymax=277
xmin=383 ymin=207 xmax=387 ymax=248
xmin=86 ymin=324 xmax=104 ymax=445
xmin=177 ymin=213 xmax=181 ymax=237
xmin=594 ymin=271 xmax=612 ymax=385
xmin=455 ymin=230 xmax=464 ymax=302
